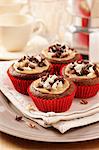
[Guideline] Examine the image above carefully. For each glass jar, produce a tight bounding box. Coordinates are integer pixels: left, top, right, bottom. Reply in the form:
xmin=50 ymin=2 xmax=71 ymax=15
xmin=67 ymin=0 xmax=99 ymax=18
xmin=28 ymin=0 xmax=67 ymax=42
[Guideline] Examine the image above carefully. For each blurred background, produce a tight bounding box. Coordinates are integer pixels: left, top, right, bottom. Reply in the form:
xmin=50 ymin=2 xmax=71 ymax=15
xmin=0 ymin=0 xmax=99 ymax=62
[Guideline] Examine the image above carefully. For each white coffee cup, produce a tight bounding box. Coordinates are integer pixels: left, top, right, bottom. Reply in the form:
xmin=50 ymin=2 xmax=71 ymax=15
xmin=0 ymin=13 xmax=45 ymax=52
xmin=0 ymin=0 xmax=26 ymax=14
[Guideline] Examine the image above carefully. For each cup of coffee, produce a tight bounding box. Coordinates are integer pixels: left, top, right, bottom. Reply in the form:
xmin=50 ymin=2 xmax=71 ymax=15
xmin=0 ymin=0 xmax=27 ymax=14
xmin=0 ymin=13 xmax=45 ymax=52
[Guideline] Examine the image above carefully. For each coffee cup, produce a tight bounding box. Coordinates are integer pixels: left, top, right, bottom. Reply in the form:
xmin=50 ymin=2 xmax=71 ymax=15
xmin=0 ymin=13 xmax=45 ymax=52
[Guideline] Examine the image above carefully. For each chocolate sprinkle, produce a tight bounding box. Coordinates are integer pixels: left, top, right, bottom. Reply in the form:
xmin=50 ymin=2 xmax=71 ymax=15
xmin=41 ymin=73 xmax=49 ymax=82
xmin=25 ymin=62 xmax=29 ymax=67
xmin=17 ymin=55 xmax=47 ymax=69
xmin=68 ymin=61 xmax=99 ymax=77
xmin=17 ymin=67 xmax=24 ymax=71
xmin=37 ymin=74 xmax=65 ymax=91
xmin=15 ymin=116 xmax=23 ymax=121
xmin=38 ymin=62 xmax=46 ymax=67
xmin=93 ymin=64 xmax=99 ymax=77
xmin=29 ymin=63 xmax=35 ymax=69
xmin=81 ymin=67 xmax=89 ymax=75
xmin=80 ymin=99 xmax=88 ymax=105
xmin=48 ymin=43 xmax=76 ymax=58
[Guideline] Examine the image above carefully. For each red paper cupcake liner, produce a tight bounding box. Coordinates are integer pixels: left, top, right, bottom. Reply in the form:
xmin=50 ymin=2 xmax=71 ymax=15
xmin=60 ymin=65 xmax=65 ymax=77
xmin=28 ymin=85 xmax=76 ymax=113
xmin=49 ymin=64 xmax=55 ymax=75
xmin=7 ymin=64 xmax=53 ymax=95
xmin=7 ymin=70 xmax=34 ymax=95
xmin=75 ymin=84 xmax=99 ymax=98
xmin=51 ymin=63 xmax=67 ymax=75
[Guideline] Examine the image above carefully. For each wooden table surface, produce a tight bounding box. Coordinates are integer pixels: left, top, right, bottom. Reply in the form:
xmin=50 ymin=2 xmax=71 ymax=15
xmin=0 ymin=132 xmax=99 ymax=150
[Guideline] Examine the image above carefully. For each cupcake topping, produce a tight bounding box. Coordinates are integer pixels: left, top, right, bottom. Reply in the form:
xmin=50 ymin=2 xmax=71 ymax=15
xmin=32 ymin=74 xmax=70 ymax=94
xmin=42 ymin=43 xmax=77 ymax=61
xmin=14 ymin=55 xmax=50 ymax=74
xmin=48 ymin=43 xmax=76 ymax=58
xmin=65 ymin=61 xmax=99 ymax=78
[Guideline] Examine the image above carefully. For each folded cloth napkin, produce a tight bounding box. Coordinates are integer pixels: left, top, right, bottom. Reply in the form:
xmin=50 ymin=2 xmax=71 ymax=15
xmin=0 ymin=61 xmax=99 ymax=133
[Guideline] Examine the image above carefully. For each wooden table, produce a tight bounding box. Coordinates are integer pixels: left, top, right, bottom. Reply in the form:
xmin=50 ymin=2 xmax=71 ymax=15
xmin=0 ymin=132 xmax=99 ymax=150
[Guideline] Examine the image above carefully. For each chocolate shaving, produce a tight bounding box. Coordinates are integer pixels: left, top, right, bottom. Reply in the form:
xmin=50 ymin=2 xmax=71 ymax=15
xmin=29 ymin=63 xmax=35 ymax=69
xmin=23 ymin=56 xmax=26 ymax=60
xmin=37 ymin=83 xmax=43 ymax=88
xmin=75 ymin=72 xmax=82 ymax=76
xmin=38 ymin=75 xmax=65 ymax=91
xmin=80 ymin=99 xmax=88 ymax=105
xmin=46 ymin=88 xmax=51 ymax=91
xmin=49 ymin=46 xmax=56 ymax=53
xmin=18 ymin=56 xmax=26 ymax=62
xmin=52 ymin=52 xmax=61 ymax=58
xmin=70 ymin=65 xmax=75 ymax=70
xmin=81 ymin=67 xmax=89 ymax=75
xmin=48 ymin=44 xmax=71 ymax=58
xmin=69 ymin=48 xmax=74 ymax=51
xmin=15 ymin=115 xmax=23 ymax=121
xmin=61 ymin=53 xmax=69 ymax=58
xmin=95 ymin=69 xmax=99 ymax=77
xmin=28 ymin=56 xmax=34 ymax=62
xmin=93 ymin=64 xmax=99 ymax=77
xmin=38 ymin=62 xmax=46 ymax=67
xmin=24 ymin=55 xmax=47 ymax=68
xmin=25 ymin=62 xmax=29 ymax=67
xmin=69 ymin=61 xmax=98 ymax=76
xmin=58 ymin=77 xmax=65 ymax=84
xmin=56 ymin=43 xmax=61 ymax=47
xmin=62 ymin=45 xmax=66 ymax=49
xmin=41 ymin=73 xmax=49 ymax=82
xmin=26 ymin=122 xmax=35 ymax=128
xmin=17 ymin=67 xmax=24 ymax=71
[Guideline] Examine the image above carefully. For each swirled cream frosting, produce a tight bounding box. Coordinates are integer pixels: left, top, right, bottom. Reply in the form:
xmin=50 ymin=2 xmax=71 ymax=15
xmin=13 ymin=55 xmax=50 ymax=74
xmin=32 ymin=74 xmax=70 ymax=94
xmin=42 ymin=43 xmax=77 ymax=61
xmin=65 ymin=61 xmax=99 ymax=79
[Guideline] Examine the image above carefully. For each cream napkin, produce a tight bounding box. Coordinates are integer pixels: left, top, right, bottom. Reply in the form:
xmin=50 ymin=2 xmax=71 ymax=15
xmin=0 ymin=61 xmax=99 ymax=133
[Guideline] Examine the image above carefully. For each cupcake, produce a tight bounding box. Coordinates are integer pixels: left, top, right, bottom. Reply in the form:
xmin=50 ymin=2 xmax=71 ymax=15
xmin=7 ymin=55 xmax=52 ymax=95
xmin=28 ymin=74 xmax=76 ymax=112
xmin=62 ymin=61 xmax=99 ymax=98
xmin=42 ymin=43 xmax=82 ymax=75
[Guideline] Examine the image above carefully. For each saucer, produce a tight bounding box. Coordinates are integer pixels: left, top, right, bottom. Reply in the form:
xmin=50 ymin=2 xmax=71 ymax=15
xmin=0 ymin=35 xmax=49 ymax=60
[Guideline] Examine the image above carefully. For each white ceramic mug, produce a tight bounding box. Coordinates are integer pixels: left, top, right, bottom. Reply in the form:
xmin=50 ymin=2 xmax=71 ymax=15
xmin=0 ymin=13 xmax=45 ymax=52
xmin=0 ymin=0 xmax=27 ymax=14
